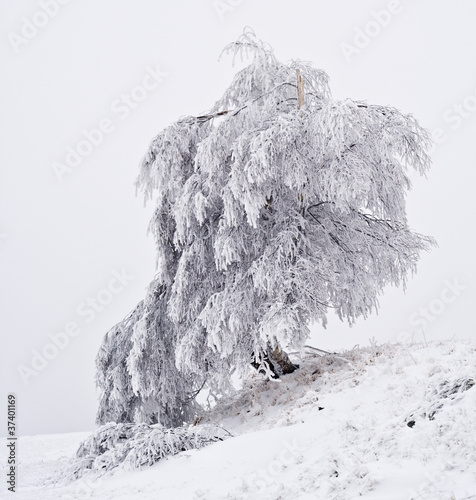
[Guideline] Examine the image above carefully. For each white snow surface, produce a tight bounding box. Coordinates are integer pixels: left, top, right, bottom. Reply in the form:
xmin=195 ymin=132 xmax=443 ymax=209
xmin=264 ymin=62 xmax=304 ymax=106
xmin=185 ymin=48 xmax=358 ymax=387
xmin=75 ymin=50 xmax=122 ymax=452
xmin=4 ymin=339 xmax=476 ymax=499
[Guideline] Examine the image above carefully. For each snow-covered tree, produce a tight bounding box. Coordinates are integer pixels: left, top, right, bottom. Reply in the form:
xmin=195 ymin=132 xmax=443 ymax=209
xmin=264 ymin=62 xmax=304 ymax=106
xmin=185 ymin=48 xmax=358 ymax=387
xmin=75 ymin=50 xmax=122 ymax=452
xmin=96 ymin=28 xmax=434 ymax=428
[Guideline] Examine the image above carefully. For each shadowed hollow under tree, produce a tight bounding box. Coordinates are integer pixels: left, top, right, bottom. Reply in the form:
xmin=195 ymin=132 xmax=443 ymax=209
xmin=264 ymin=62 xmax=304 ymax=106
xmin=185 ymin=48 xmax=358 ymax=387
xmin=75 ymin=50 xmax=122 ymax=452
xmin=95 ymin=28 xmax=435 ymax=429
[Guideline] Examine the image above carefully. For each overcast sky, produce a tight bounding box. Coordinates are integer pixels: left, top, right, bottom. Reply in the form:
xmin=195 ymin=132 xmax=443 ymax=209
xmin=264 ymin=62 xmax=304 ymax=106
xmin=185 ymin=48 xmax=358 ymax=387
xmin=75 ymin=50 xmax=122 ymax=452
xmin=1 ymin=0 xmax=475 ymax=437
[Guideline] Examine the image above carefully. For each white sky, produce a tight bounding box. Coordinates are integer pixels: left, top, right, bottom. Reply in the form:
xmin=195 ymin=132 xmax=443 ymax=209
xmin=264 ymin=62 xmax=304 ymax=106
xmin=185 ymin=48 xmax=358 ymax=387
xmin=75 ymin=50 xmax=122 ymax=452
xmin=1 ymin=0 xmax=475 ymax=436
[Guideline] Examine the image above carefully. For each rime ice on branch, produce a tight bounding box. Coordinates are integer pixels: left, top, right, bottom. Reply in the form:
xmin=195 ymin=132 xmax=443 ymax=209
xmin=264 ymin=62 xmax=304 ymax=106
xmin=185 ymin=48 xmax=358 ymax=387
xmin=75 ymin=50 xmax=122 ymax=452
xmin=96 ymin=28 xmax=435 ymax=428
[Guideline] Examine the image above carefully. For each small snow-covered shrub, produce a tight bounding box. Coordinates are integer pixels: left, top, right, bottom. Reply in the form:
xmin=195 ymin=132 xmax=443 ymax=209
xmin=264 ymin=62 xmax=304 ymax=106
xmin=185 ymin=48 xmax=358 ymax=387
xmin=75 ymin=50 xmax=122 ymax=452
xmin=67 ymin=422 xmax=230 ymax=480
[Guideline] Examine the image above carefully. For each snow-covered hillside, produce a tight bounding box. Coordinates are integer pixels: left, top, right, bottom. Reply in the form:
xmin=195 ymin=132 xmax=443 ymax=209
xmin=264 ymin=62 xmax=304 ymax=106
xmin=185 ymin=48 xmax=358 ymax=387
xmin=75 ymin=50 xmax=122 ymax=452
xmin=7 ymin=339 xmax=476 ymax=499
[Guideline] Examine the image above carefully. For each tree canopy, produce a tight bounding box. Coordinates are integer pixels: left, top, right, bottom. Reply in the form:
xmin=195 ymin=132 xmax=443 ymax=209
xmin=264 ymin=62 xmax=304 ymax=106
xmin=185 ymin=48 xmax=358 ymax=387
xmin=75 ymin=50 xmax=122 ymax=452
xmin=96 ymin=28 xmax=434 ymax=428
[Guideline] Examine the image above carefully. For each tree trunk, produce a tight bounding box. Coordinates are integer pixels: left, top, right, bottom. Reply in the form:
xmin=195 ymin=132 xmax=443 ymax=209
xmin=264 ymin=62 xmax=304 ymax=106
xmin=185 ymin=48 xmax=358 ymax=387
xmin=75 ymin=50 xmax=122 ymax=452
xmin=251 ymin=343 xmax=299 ymax=378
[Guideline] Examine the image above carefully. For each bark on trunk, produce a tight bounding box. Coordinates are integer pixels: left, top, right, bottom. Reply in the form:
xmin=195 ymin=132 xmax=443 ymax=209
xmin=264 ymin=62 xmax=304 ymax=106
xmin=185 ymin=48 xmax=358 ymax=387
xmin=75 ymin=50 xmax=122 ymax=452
xmin=251 ymin=344 xmax=299 ymax=378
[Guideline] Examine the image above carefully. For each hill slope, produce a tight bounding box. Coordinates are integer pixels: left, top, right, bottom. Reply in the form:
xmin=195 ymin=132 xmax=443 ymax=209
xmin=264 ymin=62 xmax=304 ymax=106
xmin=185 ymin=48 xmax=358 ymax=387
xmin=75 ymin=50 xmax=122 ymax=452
xmin=7 ymin=339 xmax=476 ymax=499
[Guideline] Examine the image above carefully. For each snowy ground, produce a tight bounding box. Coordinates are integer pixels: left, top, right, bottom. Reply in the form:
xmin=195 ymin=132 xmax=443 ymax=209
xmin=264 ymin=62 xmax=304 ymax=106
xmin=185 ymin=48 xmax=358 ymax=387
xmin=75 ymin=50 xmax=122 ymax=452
xmin=3 ymin=338 xmax=476 ymax=499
